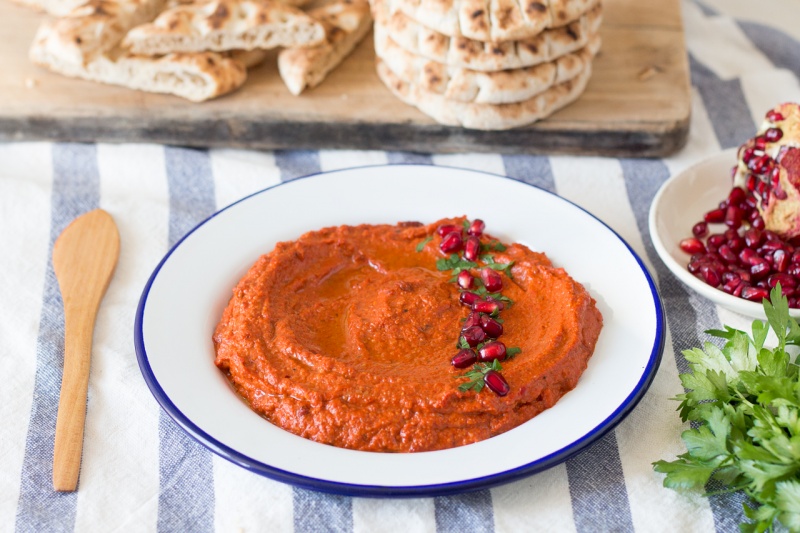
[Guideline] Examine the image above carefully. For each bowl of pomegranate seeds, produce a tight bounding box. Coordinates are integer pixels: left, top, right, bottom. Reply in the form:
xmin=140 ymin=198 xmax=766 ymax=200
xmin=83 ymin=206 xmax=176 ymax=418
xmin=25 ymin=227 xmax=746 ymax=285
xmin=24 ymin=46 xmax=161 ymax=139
xmin=649 ymin=148 xmax=800 ymax=319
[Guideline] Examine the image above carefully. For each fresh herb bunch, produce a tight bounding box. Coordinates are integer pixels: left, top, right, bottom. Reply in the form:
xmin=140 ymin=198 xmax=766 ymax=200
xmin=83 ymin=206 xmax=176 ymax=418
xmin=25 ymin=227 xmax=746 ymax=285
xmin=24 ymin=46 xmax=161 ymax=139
xmin=653 ymin=285 xmax=800 ymax=533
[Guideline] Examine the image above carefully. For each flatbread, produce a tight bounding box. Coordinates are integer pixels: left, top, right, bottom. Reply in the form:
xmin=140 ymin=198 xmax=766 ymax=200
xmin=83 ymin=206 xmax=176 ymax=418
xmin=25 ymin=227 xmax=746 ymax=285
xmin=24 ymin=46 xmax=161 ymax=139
xmin=30 ymin=23 xmax=247 ymax=101
xmin=122 ymin=0 xmax=326 ymax=55
xmin=375 ymin=24 xmax=597 ymax=104
xmin=387 ymin=0 xmax=596 ymax=42
xmin=376 ymin=0 xmax=601 ymax=72
xmin=10 ymin=0 xmax=89 ymax=17
xmin=375 ymin=55 xmax=592 ymax=129
xmin=31 ymin=0 xmax=167 ymax=65
xmin=277 ymin=0 xmax=372 ymax=95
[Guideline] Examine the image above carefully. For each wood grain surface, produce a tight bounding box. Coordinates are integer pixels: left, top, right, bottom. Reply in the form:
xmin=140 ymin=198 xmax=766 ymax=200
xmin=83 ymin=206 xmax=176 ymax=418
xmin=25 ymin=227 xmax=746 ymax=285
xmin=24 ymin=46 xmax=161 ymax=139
xmin=0 ymin=0 xmax=691 ymax=156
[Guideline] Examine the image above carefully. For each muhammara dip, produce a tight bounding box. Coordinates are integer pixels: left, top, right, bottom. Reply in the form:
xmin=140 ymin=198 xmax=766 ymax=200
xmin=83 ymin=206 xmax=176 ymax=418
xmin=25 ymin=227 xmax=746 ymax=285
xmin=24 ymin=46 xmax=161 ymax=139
xmin=213 ymin=218 xmax=603 ymax=452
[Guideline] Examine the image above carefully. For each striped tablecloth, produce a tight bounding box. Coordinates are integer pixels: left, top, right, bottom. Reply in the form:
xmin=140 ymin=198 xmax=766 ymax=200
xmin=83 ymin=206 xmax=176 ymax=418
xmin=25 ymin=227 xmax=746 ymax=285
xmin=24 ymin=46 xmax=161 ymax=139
xmin=3 ymin=1 xmax=800 ymax=531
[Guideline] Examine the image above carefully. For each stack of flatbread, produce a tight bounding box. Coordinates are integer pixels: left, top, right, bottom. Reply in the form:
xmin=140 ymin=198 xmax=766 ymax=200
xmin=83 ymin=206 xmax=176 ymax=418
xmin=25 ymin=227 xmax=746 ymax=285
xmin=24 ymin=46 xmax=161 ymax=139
xmin=371 ymin=0 xmax=602 ymax=129
xmin=24 ymin=0 xmax=373 ymax=101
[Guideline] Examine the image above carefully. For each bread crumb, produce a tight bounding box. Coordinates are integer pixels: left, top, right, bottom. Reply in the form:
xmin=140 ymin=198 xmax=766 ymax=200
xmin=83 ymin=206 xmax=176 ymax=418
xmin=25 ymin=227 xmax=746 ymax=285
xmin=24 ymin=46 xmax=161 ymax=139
xmin=637 ymin=66 xmax=661 ymax=81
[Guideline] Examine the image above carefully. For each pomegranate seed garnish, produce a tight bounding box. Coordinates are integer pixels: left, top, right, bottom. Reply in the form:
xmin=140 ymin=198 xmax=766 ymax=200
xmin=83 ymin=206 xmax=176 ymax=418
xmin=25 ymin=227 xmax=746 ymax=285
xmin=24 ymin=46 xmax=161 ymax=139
xmin=463 ymin=311 xmax=481 ymax=330
xmin=728 ymin=187 xmax=746 ymax=206
xmin=792 ymin=251 xmax=800 ymax=264
xmin=744 ymin=229 xmax=763 ymax=248
xmin=462 ymin=325 xmax=486 ymax=347
xmin=485 ymin=295 xmax=506 ymax=311
xmin=722 ymin=279 xmax=741 ymax=294
xmin=768 ymin=273 xmax=796 ymax=288
xmin=728 ymin=237 xmax=745 ymax=253
xmin=746 ymin=174 xmax=758 ymax=191
xmin=754 ymin=136 xmax=767 ymax=151
xmin=481 ymin=268 xmax=503 ymax=292
xmin=734 ymin=282 xmax=747 ymax=297
xmin=479 ymin=315 xmax=503 ymax=338
xmin=478 ymin=341 xmax=507 ymax=362
xmin=724 ymin=206 xmax=743 ymax=229
xmin=473 ymin=300 xmax=500 ymax=315
xmin=761 ymin=240 xmax=786 ymax=252
xmin=774 ymin=250 xmax=789 ymax=272
xmin=704 ymin=209 xmax=726 ymax=223
xmin=467 ymin=219 xmax=485 ymax=236
xmin=688 ymin=260 xmax=703 ymax=274
xmin=722 ymin=271 xmax=741 ymax=284
xmin=437 ymin=224 xmax=459 ymax=237
xmin=440 ymin=231 xmax=463 ymax=253
xmin=750 ymin=259 xmax=771 ymax=279
xmin=774 ymin=184 xmax=788 ymax=200
xmin=718 ymin=245 xmax=738 ymax=264
xmin=680 ymin=238 xmax=706 ymax=254
xmin=692 ymin=222 xmax=708 ymax=238
xmin=765 ymin=127 xmax=784 ymax=142
xmin=699 ymin=265 xmax=721 ymax=287
xmin=767 ymin=109 xmax=785 ymax=122
xmin=764 ymin=231 xmax=781 ymax=242
xmin=459 ymin=291 xmax=480 ymax=306
xmin=752 ymin=216 xmax=766 ymax=230
xmin=457 ymin=270 xmax=475 ymax=290
xmin=464 ymin=236 xmax=481 ymax=261
xmin=741 ymin=286 xmax=769 ymax=302
xmin=451 ymin=349 xmax=477 ymax=369
xmin=742 ymin=148 xmax=756 ymax=164
xmin=483 ymin=370 xmax=510 ymax=396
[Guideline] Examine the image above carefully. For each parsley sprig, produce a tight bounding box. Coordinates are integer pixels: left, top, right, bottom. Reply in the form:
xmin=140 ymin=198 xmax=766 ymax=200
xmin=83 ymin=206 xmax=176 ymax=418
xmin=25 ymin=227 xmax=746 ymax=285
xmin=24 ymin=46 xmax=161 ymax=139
xmin=436 ymin=254 xmax=478 ymax=276
xmin=653 ymin=285 xmax=800 ymax=533
xmin=416 ymin=235 xmax=433 ymax=252
xmin=458 ymin=360 xmax=502 ymax=392
xmin=480 ymin=254 xmax=515 ymax=278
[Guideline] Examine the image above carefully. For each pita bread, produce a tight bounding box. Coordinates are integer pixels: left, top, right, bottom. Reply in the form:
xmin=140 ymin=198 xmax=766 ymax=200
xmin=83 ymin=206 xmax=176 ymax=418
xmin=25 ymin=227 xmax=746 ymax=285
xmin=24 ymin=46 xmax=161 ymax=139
xmin=277 ymin=0 xmax=372 ymax=95
xmin=375 ymin=24 xmax=598 ymax=104
xmin=376 ymin=0 xmax=601 ymax=72
xmin=227 ymin=48 xmax=270 ymax=68
xmin=30 ymin=0 xmax=167 ymax=65
xmin=122 ymin=0 xmax=326 ymax=55
xmin=387 ymin=0 xmax=595 ymax=42
xmin=375 ymin=55 xmax=591 ymax=129
xmin=31 ymin=22 xmax=247 ymax=101
xmin=11 ymin=0 xmax=89 ymax=17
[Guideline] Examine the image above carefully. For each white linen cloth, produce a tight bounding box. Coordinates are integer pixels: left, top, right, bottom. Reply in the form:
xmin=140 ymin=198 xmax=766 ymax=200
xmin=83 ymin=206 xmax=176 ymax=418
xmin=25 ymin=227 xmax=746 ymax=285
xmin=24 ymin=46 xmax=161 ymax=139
xmin=2 ymin=1 xmax=800 ymax=531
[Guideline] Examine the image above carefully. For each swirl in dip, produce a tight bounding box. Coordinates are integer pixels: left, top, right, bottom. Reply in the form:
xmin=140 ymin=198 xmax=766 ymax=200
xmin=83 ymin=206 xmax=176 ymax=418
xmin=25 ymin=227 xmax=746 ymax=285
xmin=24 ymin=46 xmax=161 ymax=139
xmin=213 ymin=218 xmax=603 ymax=452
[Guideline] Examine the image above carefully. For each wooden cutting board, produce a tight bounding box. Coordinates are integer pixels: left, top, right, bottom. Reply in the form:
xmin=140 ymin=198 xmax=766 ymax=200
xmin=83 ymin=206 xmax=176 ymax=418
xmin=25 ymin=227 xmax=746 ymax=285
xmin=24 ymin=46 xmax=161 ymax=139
xmin=0 ymin=0 xmax=690 ymax=157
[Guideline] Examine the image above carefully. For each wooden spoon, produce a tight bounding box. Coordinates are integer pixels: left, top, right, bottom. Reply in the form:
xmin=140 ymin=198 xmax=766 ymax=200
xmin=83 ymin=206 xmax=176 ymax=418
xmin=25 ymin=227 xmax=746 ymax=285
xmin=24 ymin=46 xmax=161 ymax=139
xmin=52 ymin=209 xmax=120 ymax=492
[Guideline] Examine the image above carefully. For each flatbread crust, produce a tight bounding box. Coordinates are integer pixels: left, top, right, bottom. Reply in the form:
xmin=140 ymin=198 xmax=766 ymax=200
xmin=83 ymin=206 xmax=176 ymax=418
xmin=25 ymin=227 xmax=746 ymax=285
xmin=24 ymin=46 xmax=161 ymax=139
xmin=32 ymin=0 xmax=167 ymax=64
xmin=375 ymin=23 xmax=597 ymax=104
xmin=375 ymin=54 xmax=592 ymax=129
xmin=387 ymin=0 xmax=596 ymax=42
xmin=10 ymin=0 xmax=89 ymax=17
xmin=122 ymin=0 xmax=326 ymax=55
xmin=30 ymin=21 xmax=247 ymax=101
xmin=277 ymin=0 xmax=372 ymax=95
xmin=376 ymin=0 xmax=601 ymax=72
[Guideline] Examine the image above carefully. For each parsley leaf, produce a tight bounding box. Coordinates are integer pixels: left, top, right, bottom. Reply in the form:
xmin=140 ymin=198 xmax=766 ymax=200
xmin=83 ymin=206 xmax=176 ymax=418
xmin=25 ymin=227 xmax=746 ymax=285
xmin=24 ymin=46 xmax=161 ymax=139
xmin=416 ymin=235 xmax=433 ymax=252
xmin=457 ymin=361 xmax=502 ymax=393
xmin=654 ymin=285 xmax=800 ymax=532
xmin=505 ymin=347 xmax=522 ymax=359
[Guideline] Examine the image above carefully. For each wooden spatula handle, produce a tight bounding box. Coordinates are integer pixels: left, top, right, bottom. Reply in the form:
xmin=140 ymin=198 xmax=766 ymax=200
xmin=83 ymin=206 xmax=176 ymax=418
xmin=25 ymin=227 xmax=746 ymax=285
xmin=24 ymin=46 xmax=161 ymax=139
xmin=53 ymin=301 xmax=100 ymax=491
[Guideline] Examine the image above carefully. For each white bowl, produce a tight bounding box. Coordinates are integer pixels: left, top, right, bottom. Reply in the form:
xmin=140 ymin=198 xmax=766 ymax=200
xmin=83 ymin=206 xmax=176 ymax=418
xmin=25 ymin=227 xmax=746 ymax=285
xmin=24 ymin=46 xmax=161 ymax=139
xmin=649 ymin=148 xmax=800 ymax=320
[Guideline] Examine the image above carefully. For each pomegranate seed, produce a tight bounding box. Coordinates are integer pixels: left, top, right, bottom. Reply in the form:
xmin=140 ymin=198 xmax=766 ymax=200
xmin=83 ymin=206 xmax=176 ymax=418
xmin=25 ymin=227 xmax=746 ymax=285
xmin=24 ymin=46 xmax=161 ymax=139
xmin=451 ymin=349 xmax=477 ymax=369
xmin=722 ymin=278 xmax=741 ymax=294
xmin=483 ymin=370 xmax=510 ymax=396
xmin=746 ymin=174 xmax=758 ymax=191
xmin=752 ymin=216 xmax=766 ymax=230
xmin=479 ymin=315 xmax=503 ymax=338
xmin=765 ymin=231 xmax=781 ymax=242
xmin=440 ymin=231 xmax=463 ymax=253
xmin=692 ymin=222 xmax=708 ymax=238
xmin=473 ymin=300 xmax=500 ymax=315
xmin=761 ymin=240 xmax=786 ymax=253
xmin=744 ymin=229 xmax=763 ymax=248
xmin=790 ymin=298 xmax=799 ymax=308
xmin=725 ymin=206 xmax=743 ymax=229
xmin=708 ymin=234 xmax=726 ymax=248
xmin=789 ymin=264 xmax=800 ymax=277
xmin=699 ymin=265 xmax=721 ymax=287
xmin=774 ymin=184 xmax=788 ymax=200
xmin=467 ymin=219 xmax=485 ymax=236
xmin=741 ymin=286 xmax=769 ymax=302
xmin=485 ymin=295 xmax=506 ymax=311
xmin=481 ymin=268 xmax=503 ymax=292
xmin=768 ymin=273 xmax=796 ymax=288
xmin=792 ymin=251 xmax=800 ymax=264
xmin=457 ymin=270 xmax=475 ymax=290
xmin=478 ymin=341 xmax=507 ymax=362
xmin=688 ymin=259 xmax=703 ymax=274
xmin=765 ymin=127 xmax=784 ymax=142
xmin=742 ymin=148 xmax=756 ymax=164
xmin=722 ymin=271 xmax=741 ymax=284
xmin=463 ymin=311 xmax=481 ymax=330
xmin=464 ymin=236 xmax=481 ymax=261
xmin=744 ymin=195 xmax=758 ymax=210
xmin=728 ymin=187 xmax=746 ymax=206
xmin=767 ymin=109 xmax=785 ymax=122
xmin=750 ymin=259 xmax=771 ymax=279
xmin=460 ymin=291 xmax=480 ymax=306
xmin=437 ymin=224 xmax=459 ymax=237
xmin=704 ymin=208 xmax=726 ymax=223
xmin=718 ymin=245 xmax=738 ymax=264
xmin=728 ymin=237 xmax=745 ymax=253
xmin=462 ymin=325 xmax=486 ymax=347
xmin=774 ymin=250 xmax=790 ymax=272
xmin=754 ymin=136 xmax=767 ymax=151
xmin=734 ymin=282 xmax=747 ymax=297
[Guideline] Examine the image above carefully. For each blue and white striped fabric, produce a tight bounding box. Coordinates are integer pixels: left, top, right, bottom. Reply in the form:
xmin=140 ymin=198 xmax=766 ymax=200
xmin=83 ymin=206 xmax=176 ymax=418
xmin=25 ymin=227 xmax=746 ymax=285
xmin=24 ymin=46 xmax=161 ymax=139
xmin=2 ymin=1 xmax=800 ymax=531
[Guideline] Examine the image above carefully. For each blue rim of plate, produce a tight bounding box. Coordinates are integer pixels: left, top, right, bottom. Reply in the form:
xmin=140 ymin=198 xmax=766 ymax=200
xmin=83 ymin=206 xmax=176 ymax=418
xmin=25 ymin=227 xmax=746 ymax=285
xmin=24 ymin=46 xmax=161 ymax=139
xmin=134 ymin=164 xmax=666 ymax=498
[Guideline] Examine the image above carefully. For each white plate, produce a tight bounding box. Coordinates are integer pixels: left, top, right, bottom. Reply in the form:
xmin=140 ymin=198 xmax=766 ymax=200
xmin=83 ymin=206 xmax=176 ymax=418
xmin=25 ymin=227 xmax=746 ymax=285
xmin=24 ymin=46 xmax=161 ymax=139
xmin=649 ymin=149 xmax=800 ymax=320
xmin=135 ymin=165 xmax=664 ymax=497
